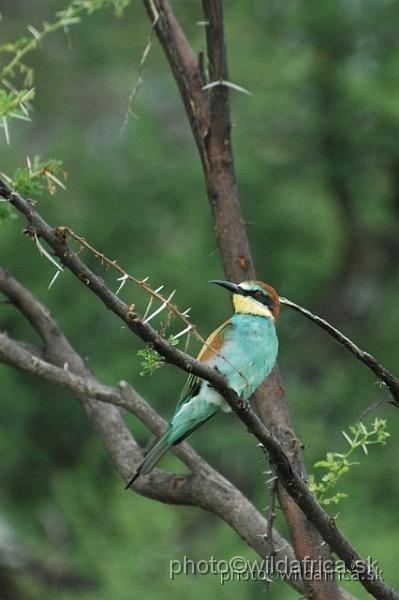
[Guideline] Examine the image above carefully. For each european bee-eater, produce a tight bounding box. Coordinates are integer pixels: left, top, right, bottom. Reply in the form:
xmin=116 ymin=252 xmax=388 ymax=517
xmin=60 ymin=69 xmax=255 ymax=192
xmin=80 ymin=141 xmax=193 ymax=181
xmin=126 ymin=279 xmax=280 ymax=487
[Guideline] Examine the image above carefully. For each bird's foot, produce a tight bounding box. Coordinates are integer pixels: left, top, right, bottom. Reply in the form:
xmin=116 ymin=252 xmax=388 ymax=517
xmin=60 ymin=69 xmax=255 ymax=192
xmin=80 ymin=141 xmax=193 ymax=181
xmin=206 ymin=365 xmax=222 ymax=390
xmin=237 ymin=398 xmax=251 ymax=413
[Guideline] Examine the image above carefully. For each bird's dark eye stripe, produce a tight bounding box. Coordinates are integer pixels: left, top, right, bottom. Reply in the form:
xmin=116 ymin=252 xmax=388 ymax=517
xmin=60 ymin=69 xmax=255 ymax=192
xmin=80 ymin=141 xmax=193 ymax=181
xmin=252 ymin=291 xmax=268 ymax=305
xmin=238 ymin=286 xmax=274 ymax=307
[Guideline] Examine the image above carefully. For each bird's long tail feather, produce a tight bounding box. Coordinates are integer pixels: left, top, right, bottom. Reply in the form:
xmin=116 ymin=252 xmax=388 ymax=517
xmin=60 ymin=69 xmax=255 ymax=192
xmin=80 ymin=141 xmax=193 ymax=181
xmin=125 ymin=432 xmax=171 ymax=489
xmin=125 ymin=398 xmax=220 ymax=489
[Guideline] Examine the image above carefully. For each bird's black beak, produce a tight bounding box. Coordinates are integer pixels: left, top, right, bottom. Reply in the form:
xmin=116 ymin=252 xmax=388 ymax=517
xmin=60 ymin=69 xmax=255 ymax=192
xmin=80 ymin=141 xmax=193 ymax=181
xmin=209 ymin=280 xmax=242 ymax=294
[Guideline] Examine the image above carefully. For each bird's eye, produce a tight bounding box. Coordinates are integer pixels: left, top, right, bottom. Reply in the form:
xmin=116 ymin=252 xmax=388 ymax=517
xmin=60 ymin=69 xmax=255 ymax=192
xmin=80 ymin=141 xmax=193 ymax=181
xmin=254 ymin=290 xmax=263 ymax=300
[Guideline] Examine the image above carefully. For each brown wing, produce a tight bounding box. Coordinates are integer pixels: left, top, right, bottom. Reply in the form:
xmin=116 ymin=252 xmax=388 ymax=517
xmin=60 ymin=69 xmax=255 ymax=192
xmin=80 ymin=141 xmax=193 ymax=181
xmin=197 ymin=319 xmax=232 ymax=362
xmin=174 ymin=319 xmax=233 ymax=411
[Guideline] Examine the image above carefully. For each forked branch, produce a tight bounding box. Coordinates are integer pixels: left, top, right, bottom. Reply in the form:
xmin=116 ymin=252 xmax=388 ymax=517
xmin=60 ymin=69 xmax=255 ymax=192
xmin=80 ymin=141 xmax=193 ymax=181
xmin=0 ymin=180 xmax=396 ymax=599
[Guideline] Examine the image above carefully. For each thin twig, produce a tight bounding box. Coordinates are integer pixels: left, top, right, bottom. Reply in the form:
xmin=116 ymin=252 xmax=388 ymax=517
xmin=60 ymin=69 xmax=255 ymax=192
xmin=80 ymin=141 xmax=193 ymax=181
xmin=121 ymin=13 xmax=158 ymax=132
xmin=68 ymin=229 xmax=199 ymax=338
xmin=280 ymin=297 xmax=399 ymax=407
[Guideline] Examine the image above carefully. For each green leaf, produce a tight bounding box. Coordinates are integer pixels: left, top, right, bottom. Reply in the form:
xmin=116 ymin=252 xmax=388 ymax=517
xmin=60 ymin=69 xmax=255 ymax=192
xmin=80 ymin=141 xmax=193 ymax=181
xmin=309 ymin=419 xmax=390 ymax=507
xmin=10 ymin=156 xmax=66 ymax=198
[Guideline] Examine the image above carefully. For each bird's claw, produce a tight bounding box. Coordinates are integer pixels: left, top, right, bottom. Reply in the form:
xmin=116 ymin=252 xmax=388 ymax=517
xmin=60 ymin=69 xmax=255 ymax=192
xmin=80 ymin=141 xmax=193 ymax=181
xmin=238 ymin=399 xmax=251 ymax=412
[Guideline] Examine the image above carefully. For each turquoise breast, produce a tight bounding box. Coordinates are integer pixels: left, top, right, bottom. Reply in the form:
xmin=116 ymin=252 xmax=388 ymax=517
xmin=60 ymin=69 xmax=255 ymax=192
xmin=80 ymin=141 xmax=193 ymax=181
xmin=206 ymin=314 xmax=278 ymax=401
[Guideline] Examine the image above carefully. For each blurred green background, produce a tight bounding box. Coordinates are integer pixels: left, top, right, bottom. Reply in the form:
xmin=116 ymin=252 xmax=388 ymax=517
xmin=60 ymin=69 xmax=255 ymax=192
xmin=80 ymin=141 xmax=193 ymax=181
xmin=1 ymin=1 xmax=399 ymax=598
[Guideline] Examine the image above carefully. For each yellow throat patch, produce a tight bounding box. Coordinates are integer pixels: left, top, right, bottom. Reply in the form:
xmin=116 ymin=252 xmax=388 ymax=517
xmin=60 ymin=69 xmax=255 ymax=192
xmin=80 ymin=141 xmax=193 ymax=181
xmin=232 ymin=294 xmax=273 ymax=318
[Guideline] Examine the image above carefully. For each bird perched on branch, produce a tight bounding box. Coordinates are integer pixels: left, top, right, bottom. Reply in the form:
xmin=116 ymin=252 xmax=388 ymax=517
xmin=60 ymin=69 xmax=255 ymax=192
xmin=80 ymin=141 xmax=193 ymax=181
xmin=126 ymin=279 xmax=280 ymax=487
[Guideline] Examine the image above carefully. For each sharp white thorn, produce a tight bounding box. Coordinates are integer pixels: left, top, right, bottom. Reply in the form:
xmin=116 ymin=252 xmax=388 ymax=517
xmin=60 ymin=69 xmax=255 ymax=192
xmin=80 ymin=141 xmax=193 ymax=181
xmin=144 ymin=290 xmax=175 ymax=323
xmin=202 ymin=79 xmax=251 ymax=96
xmin=115 ymin=274 xmax=129 ymax=295
xmin=48 ymin=269 xmax=62 ymax=290
xmin=171 ymin=324 xmax=192 ymax=341
xmin=34 ymin=235 xmax=63 ymax=272
xmin=2 ymin=117 xmax=10 ymax=145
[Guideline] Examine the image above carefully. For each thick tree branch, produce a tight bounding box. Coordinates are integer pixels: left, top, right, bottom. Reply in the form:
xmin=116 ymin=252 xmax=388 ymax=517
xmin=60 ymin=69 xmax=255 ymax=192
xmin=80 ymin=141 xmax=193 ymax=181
xmin=0 ymin=185 xmax=395 ymax=599
xmin=142 ymin=0 xmax=210 ymax=162
xmin=142 ymin=0 xmax=253 ymax=281
xmin=199 ymin=0 xmax=254 ymax=282
xmin=0 ymin=332 xmax=301 ymax=581
xmin=0 ymin=267 xmax=301 ymax=592
xmin=202 ymin=0 xmax=230 ymax=137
